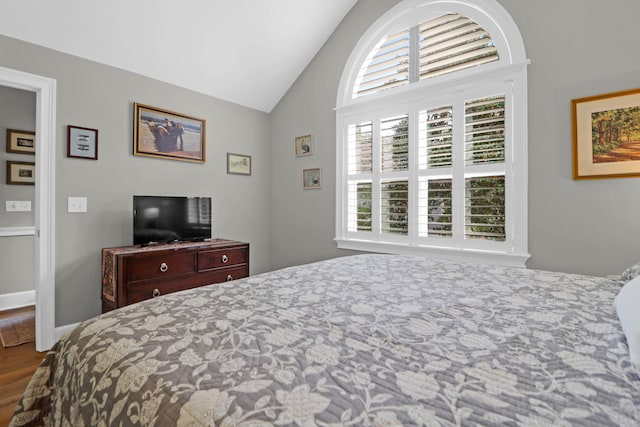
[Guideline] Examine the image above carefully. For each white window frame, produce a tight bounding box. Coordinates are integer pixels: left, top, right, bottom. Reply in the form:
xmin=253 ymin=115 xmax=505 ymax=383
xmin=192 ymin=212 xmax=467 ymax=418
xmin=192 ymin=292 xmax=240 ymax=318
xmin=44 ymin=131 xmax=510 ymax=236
xmin=335 ymin=0 xmax=530 ymax=267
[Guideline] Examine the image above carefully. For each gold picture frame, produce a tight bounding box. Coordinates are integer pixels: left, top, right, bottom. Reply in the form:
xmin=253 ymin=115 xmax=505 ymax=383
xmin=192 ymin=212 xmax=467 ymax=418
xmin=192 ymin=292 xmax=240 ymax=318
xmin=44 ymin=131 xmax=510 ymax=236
xmin=6 ymin=161 xmax=35 ymax=185
xmin=6 ymin=129 xmax=35 ymax=155
xmin=572 ymin=88 xmax=640 ymax=179
xmin=133 ymin=103 xmax=206 ymax=163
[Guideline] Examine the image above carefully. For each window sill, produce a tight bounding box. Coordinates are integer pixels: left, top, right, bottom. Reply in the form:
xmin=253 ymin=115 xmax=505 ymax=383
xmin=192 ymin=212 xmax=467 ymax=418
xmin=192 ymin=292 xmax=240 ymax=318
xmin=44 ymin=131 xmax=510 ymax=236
xmin=334 ymin=238 xmax=530 ymax=268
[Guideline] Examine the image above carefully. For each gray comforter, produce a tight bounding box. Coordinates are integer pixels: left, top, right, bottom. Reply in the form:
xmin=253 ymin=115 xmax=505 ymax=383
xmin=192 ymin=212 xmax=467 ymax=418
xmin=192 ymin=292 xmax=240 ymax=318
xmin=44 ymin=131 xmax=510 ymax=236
xmin=10 ymin=255 xmax=640 ymax=426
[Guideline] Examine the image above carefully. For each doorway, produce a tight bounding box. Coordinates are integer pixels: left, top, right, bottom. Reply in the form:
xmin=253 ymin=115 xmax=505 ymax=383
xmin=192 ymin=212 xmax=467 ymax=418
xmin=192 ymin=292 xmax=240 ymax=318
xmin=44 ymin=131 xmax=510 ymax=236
xmin=0 ymin=66 xmax=56 ymax=351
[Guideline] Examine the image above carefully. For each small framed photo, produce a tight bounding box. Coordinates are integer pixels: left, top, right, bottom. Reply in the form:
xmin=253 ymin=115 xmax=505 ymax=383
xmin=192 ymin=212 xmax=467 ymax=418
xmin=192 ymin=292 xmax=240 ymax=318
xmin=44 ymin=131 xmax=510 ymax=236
xmin=303 ymin=168 xmax=321 ymax=189
xmin=134 ymin=102 xmax=206 ymax=163
xmin=6 ymin=129 xmax=35 ymax=155
xmin=294 ymin=134 xmax=313 ymax=156
xmin=6 ymin=161 xmax=35 ymax=185
xmin=227 ymin=153 xmax=251 ymax=175
xmin=573 ymin=87 xmax=640 ymax=179
xmin=67 ymin=125 xmax=98 ymax=160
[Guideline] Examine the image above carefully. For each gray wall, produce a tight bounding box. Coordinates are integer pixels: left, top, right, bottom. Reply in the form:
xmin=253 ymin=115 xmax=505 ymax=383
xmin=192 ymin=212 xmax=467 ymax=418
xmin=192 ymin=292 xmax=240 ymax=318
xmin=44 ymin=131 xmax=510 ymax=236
xmin=0 ymin=86 xmax=35 ymax=294
xmin=0 ymin=35 xmax=272 ymax=326
xmin=270 ymin=0 xmax=640 ymax=276
xmin=2 ymin=0 xmax=640 ymax=326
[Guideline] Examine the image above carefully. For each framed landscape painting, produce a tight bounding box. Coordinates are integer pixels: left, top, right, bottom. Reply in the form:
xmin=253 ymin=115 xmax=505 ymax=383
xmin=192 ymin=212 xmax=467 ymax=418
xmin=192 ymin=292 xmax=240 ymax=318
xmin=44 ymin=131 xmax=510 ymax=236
xmin=573 ymin=88 xmax=640 ymax=179
xmin=133 ymin=103 xmax=206 ymax=163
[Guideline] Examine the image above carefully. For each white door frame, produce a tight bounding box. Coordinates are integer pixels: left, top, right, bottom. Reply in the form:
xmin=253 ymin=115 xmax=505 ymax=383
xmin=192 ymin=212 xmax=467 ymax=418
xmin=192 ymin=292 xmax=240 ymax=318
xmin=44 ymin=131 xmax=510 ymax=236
xmin=0 ymin=66 xmax=56 ymax=351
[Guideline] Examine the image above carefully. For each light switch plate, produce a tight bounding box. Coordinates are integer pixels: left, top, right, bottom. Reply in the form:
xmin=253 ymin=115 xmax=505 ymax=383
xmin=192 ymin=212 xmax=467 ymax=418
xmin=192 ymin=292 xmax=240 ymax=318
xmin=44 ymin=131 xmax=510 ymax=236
xmin=5 ymin=201 xmax=32 ymax=212
xmin=68 ymin=197 xmax=87 ymax=213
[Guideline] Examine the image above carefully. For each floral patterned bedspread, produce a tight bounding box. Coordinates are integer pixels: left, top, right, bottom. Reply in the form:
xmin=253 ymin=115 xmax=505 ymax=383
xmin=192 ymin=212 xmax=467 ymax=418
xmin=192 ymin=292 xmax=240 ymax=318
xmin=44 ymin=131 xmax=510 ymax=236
xmin=10 ymin=255 xmax=640 ymax=426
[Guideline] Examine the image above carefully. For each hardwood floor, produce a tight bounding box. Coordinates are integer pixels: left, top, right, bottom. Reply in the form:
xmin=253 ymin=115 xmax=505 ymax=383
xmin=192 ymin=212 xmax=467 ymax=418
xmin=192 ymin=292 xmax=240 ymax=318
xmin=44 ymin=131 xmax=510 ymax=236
xmin=0 ymin=341 xmax=46 ymax=426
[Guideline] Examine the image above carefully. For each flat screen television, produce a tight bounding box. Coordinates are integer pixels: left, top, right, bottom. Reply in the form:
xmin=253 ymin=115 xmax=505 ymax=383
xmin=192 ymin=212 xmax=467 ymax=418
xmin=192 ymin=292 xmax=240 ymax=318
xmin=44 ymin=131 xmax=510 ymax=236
xmin=133 ymin=195 xmax=212 ymax=246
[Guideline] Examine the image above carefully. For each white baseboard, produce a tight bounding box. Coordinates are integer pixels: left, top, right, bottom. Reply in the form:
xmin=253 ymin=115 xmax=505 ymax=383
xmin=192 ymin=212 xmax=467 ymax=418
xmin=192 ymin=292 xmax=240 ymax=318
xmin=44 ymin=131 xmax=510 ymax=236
xmin=55 ymin=322 xmax=80 ymax=342
xmin=0 ymin=290 xmax=36 ymax=311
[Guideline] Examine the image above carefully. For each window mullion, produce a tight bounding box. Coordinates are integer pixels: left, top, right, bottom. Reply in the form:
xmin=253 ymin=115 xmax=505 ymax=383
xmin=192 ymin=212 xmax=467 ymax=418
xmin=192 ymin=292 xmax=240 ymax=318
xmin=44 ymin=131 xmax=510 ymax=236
xmin=452 ymin=97 xmax=466 ymax=247
xmin=372 ymin=119 xmax=382 ymax=236
xmin=408 ymin=25 xmax=420 ymax=83
xmin=408 ymin=109 xmax=419 ymax=244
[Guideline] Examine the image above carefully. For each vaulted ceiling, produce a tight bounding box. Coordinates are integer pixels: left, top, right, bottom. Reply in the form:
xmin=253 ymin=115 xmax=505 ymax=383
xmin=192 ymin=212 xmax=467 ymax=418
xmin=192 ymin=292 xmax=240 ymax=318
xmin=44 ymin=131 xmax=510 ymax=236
xmin=0 ymin=0 xmax=357 ymax=112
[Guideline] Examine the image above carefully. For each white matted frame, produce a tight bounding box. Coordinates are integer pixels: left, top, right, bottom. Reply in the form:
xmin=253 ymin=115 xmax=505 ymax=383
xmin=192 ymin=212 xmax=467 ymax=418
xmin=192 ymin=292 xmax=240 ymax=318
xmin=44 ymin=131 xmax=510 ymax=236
xmin=295 ymin=134 xmax=313 ymax=156
xmin=303 ymin=168 xmax=322 ymax=189
xmin=0 ymin=66 xmax=57 ymax=351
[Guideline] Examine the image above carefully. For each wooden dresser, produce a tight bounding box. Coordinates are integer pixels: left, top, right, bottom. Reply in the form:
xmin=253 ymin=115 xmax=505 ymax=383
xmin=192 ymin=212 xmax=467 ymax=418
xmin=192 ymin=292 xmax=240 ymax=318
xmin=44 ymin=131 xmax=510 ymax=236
xmin=101 ymin=239 xmax=249 ymax=312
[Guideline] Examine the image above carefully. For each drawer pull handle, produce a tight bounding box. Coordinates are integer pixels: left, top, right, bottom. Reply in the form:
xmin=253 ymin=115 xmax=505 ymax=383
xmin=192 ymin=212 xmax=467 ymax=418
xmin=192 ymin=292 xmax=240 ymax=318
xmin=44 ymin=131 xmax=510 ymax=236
xmin=159 ymin=262 xmax=168 ymax=273
xmin=152 ymin=289 xmax=161 ymax=298
xmin=221 ymin=255 xmax=229 ymax=263
xmin=226 ymin=274 xmax=233 ymax=282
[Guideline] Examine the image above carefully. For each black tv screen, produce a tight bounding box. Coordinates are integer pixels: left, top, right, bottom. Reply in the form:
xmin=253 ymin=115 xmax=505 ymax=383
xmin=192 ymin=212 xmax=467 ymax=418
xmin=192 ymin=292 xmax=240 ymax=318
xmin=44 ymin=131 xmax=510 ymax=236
xmin=133 ymin=196 xmax=212 ymax=246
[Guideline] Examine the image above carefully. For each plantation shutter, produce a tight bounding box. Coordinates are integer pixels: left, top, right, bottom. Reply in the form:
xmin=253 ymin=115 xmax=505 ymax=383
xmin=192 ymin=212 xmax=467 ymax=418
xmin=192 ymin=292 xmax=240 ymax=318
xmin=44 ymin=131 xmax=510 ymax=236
xmin=348 ymin=122 xmax=373 ymax=174
xmin=353 ymin=30 xmax=410 ymax=98
xmin=464 ymin=176 xmax=505 ymax=241
xmin=381 ymin=115 xmax=409 ymax=171
xmin=347 ymin=121 xmax=374 ymax=233
xmin=418 ymin=13 xmax=499 ymax=80
xmin=381 ymin=180 xmax=409 ymax=235
xmin=421 ymin=105 xmax=454 ymax=168
xmin=465 ymin=96 xmax=505 ymax=165
xmin=419 ymin=177 xmax=453 ymax=237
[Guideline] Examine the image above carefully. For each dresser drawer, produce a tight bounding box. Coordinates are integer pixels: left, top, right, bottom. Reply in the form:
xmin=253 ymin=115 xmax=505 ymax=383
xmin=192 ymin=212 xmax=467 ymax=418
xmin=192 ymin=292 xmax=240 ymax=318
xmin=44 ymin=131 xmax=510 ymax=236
xmin=206 ymin=265 xmax=249 ymax=283
xmin=126 ymin=278 xmax=199 ymax=305
xmin=126 ymin=252 xmax=197 ymax=282
xmin=198 ymin=246 xmax=248 ymax=271
xmin=126 ymin=265 xmax=249 ymax=305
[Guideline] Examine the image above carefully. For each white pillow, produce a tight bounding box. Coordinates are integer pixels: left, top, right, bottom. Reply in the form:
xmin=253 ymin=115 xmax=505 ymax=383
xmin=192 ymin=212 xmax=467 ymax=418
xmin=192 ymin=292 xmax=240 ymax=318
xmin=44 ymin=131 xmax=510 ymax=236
xmin=615 ymin=276 xmax=640 ymax=370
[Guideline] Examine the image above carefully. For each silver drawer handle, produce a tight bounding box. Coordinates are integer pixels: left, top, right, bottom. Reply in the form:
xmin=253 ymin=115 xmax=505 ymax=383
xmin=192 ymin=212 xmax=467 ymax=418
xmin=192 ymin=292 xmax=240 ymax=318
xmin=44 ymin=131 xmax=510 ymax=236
xmin=159 ymin=262 xmax=168 ymax=272
xmin=221 ymin=255 xmax=229 ymax=263
xmin=152 ymin=289 xmax=161 ymax=298
xmin=226 ymin=274 xmax=233 ymax=282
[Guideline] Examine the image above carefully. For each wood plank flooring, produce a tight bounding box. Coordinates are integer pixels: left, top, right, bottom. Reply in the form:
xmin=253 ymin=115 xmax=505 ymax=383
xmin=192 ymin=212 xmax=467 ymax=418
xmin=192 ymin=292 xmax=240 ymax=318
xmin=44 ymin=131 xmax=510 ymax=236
xmin=0 ymin=341 xmax=46 ymax=426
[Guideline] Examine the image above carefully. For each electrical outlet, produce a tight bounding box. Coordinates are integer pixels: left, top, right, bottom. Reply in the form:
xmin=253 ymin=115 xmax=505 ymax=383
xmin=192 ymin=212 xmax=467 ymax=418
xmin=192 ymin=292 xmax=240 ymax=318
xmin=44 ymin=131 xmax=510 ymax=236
xmin=67 ymin=197 xmax=87 ymax=213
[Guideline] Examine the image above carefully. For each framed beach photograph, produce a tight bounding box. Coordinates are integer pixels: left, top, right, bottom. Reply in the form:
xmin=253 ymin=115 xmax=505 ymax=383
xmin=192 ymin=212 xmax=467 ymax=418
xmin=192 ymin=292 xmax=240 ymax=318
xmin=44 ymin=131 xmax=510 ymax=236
xmin=227 ymin=153 xmax=251 ymax=175
xmin=67 ymin=125 xmax=98 ymax=160
xmin=294 ymin=134 xmax=313 ymax=156
xmin=6 ymin=129 xmax=35 ymax=155
xmin=573 ymin=88 xmax=640 ymax=179
xmin=133 ymin=102 xmax=206 ymax=163
xmin=6 ymin=161 xmax=35 ymax=185
xmin=303 ymin=167 xmax=321 ymax=189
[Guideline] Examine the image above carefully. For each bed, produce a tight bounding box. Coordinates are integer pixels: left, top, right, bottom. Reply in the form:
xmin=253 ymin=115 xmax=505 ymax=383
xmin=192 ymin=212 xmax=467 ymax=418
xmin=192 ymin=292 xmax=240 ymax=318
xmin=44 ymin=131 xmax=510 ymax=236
xmin=10 ymin=254 xmax=640 ymax=426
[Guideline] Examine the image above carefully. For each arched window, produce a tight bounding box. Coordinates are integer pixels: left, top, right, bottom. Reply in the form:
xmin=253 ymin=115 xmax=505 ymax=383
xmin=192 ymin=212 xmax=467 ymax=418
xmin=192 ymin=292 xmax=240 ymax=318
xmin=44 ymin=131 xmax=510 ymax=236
xmin=335 ymin=0 xmax=530 ymax=266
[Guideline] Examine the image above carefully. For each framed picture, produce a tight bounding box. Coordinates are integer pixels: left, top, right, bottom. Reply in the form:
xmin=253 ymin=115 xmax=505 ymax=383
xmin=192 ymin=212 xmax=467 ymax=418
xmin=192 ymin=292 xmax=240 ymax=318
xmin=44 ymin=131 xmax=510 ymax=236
xmin=6 ymin=161 xmax=35 ymax=185
xmin=133 ymin=102 xmax=206 ymax=163
xmin=294 ymin=134 xmax=313 ymax=156
xmin=67 ymin=125 xmax=98 ymax=160
xmin=303 ymin=168 xmax=321 ymax=189
xmin=227 ymin=153 xmax=251 ymax=175
xmin=6 ymin=129 xmax=35 ymax=155
xmin=573 ymin=88 xmax=640 ymax=179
